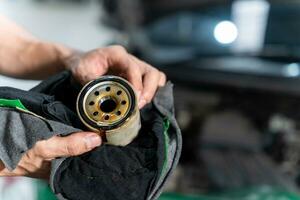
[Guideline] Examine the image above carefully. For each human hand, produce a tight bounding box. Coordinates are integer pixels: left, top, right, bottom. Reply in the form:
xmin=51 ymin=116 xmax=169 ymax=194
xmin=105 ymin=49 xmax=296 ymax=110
xmin=0 ymin=132 xmax=101 ymax=179
xmin=65 ymin=45 xmax=166 ymax=108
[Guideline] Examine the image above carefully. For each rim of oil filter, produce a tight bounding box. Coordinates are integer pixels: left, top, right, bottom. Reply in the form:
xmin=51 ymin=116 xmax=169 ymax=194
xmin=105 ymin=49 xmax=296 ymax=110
xmin=76 ymin=76 xmax=137 ymax=132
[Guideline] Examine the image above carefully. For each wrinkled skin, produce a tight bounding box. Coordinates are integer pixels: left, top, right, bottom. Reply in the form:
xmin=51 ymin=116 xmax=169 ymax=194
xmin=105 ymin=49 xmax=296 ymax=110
xmin=0 ymin=45 xmax=166 ymax=179
xmin=67 ymin=45 xmax=166 ymax=108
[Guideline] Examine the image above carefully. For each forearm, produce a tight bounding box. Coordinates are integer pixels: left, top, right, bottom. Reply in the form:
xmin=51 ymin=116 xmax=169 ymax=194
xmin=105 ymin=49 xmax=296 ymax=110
xmin=0 ymin=41 xmax=73 ymax=79
xmin=0 ymin=15 xmax=73 ymax=79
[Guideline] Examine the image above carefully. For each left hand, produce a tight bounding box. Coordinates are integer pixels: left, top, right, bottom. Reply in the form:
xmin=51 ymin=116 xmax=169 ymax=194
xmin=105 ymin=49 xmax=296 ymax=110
xmin=65 ymin=45 xmax=166 ymax=108
xmin=0 ymin=132 xmax=101 ymax=179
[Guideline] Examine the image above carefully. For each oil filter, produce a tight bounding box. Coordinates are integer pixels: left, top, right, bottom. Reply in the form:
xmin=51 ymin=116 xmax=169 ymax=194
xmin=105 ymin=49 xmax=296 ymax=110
xmin=76 ymin=75 xmax=141 ymax=146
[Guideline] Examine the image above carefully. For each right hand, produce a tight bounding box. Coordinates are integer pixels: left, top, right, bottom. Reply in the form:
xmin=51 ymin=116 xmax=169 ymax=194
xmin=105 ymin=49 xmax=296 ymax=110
xmin=0 ymin=132 xmax=101 ymax=179
xmin=65 ymin=45 xmax=166 ymax=108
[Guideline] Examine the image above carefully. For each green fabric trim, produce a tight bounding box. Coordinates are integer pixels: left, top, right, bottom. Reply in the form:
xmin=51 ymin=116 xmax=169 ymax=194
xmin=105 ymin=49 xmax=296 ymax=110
xmin=159 ymin=187 xmax=300 ymax=200
xmin=0 ymin=98 xmax=28 ymax=111
xmin=161 ymin=118 xmax=170 ymax=176
xmin=35 ymin=180 xmax=57 ymax=200
xmin=0 ymin=98 xmax=47 ymax=120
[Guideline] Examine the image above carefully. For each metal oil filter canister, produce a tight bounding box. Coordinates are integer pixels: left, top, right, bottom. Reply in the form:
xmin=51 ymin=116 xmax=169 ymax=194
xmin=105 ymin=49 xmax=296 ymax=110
xmin=76 ymin=76 xmax=141 ymax=146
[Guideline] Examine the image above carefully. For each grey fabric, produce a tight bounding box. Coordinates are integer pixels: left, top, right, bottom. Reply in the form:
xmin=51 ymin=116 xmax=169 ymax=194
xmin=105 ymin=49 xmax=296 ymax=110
xmin=49 ymin=82 xmax=182 ymax=200
xmin=0 ymin=107 xmax=81 ymax=171
xmin=0 ymin=72 xmax=181 ymax=200
xmin=149 ymin=82 xmax=182 ymax=200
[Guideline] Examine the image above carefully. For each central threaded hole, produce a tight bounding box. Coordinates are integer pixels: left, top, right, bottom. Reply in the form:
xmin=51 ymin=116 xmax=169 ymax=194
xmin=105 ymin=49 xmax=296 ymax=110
xmin=100 ymin=98 xmax=117 ymax=113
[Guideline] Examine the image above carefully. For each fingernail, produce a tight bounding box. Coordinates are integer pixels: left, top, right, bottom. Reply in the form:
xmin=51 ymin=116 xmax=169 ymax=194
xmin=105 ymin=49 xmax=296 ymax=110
xmin=138 ymin=98 xmax=147 ymax=109
xmin=84 ymin=134 xmax=101 ymax=149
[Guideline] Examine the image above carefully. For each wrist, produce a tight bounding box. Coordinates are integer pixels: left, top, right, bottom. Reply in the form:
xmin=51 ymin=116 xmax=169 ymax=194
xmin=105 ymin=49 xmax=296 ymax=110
xmin=3 ymin=40 xmax=76 ymax=79
xmin=52 ymin=43 xmax=76 ymax=71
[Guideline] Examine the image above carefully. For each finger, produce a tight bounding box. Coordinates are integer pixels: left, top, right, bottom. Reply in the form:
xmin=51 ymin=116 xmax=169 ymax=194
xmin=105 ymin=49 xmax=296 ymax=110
xmin=158 ymin=71 xmax=167 ymax=87
xmin=104 ymin=45 xmax=130 ymax=70
xmin=139 ymin=68 xmax=160 ymax=108
xmin=34 ymin=132 xmax=102 ymax=159
xmin=104 ymin=47 xmax=144 ymax=95
xmin=127 ymin=55 xmax=145 ymax=99
xmin=126 ymin=56 xmax=143 ymax=96
xmin=129 ymin=56 xmax=161 ymax=108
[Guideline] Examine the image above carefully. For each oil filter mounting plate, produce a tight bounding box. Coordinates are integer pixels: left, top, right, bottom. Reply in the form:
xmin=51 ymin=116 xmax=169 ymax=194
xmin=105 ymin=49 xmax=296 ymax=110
xmin=76 ymin=75 xmax=141 ymax=146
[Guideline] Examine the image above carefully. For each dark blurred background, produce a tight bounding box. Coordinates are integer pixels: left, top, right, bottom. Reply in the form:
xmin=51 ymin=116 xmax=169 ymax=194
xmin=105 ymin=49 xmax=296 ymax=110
xmin=2 ymin=0 xmax=300 ymax=199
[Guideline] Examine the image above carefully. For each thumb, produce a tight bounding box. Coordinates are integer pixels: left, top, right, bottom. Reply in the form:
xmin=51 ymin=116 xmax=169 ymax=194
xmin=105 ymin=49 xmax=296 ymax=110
xmin=34 ymin=132 xmax=102 ymax=159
